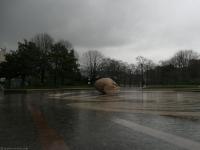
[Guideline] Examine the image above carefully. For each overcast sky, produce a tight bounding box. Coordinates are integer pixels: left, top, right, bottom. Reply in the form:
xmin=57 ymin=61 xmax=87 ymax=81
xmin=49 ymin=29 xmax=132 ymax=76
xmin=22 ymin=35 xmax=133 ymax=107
xmin=1 ymin=0 xmax=200 ymax=63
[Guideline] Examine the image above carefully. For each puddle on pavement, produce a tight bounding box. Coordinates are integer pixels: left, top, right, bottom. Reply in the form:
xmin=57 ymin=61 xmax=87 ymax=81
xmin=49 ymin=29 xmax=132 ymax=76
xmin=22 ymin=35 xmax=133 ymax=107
xmin=49 ymin=90 xmax=200 ymax=119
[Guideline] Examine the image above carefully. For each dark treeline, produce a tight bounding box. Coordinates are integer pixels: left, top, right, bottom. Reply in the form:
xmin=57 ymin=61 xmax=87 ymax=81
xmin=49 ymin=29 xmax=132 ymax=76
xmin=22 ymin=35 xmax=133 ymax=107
xmin=80 ymin=50 xmax=200 ymax=87
xmin=0 ymin=33 xmax=81 ymax=88
xmin=0 ymin=33 xmax=200 ymax=88
xmin=148 ymin=50 xmax=200 ymax=86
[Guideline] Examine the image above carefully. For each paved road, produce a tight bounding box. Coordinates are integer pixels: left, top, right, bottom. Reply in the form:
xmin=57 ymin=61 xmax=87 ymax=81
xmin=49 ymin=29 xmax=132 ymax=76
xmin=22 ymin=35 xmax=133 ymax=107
xmin=0 ymin=90 xmax=200 ymax=150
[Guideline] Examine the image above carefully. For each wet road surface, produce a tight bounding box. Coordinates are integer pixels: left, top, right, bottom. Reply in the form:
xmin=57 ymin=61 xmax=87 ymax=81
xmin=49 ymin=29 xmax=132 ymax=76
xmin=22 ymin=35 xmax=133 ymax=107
xmin=0 ymin=89 xmax=200 ymax=150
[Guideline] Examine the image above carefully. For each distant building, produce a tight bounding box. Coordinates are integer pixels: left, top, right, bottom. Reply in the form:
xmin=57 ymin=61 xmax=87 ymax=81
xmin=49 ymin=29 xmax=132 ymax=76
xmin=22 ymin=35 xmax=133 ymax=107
xmin=0 ymin=48 xmax=6 ymax=63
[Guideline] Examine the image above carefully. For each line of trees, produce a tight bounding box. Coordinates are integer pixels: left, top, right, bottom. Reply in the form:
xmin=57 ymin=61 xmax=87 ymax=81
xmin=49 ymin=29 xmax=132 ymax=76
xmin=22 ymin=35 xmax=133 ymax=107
xmin=80 ymin=50 xmax=200 ymax=87
xmin=150 ymin=50 xmax=200 ymax=85
xmin=0 ymin=33 xmax=81 ymax=88
xmin=0 ymin=33 xmax=200 ymax=88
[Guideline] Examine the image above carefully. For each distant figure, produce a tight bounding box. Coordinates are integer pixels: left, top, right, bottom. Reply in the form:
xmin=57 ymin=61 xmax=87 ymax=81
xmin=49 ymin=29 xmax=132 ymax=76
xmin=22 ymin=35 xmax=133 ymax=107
xmin=95 ymin=78 xmax=120 ymax=94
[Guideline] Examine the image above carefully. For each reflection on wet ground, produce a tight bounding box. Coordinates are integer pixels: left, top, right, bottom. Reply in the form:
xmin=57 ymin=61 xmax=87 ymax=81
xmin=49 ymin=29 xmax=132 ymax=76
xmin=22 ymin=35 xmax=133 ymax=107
xmin=0 ymin=89 xmax=200 ymax=150
xmin=51 ymin=90 xmax=200 ymax=118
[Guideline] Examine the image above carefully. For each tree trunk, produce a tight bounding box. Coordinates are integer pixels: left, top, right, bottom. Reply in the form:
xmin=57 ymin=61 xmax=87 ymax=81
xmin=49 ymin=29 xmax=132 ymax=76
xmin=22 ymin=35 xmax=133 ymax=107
xmin=21 ymin=75 xmax=26 ymax=87
xmin=41 ymin=69 xmax=45 ymax=85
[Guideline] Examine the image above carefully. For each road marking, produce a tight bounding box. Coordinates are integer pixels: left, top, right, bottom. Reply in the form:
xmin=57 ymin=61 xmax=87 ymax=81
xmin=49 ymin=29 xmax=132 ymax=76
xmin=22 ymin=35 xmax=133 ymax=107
xmin=27 ymin=103 xmax=70 ymax=150
xmin=113 ymin=118 xmax=200 ymax=150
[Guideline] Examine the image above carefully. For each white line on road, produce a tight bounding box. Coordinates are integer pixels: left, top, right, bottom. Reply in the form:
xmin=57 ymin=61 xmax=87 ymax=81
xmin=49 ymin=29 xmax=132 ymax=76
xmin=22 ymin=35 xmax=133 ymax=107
xmin=113 ymin=118 xmax=200 ymax=150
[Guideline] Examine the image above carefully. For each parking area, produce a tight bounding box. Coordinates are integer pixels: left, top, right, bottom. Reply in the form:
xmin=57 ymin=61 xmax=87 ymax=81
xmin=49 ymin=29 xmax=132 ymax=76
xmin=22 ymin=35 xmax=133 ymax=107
xmin=0 ymin=89 xmax=200 ymax=150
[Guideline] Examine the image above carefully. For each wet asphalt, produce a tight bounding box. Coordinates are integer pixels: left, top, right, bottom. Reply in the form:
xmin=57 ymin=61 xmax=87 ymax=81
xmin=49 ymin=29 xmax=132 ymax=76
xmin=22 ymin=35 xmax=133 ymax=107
xmin=0 ymin=89 xmax=200 ymax=150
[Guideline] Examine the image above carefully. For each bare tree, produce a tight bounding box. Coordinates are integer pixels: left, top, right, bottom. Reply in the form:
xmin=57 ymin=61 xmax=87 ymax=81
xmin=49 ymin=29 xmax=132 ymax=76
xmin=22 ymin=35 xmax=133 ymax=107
xmin=127 ymin=64 xmax=136 ymax=86
xmin=81 ymin=50 xmax=103 ymax=83
xmin=169 ymin=50 xmax=199 ymax=68
xmin=58 ymin=40 xmax=73 ymax=50
xmin=32 ymin=33 xmax=53 ymax=52
xmin=31 ymin=33 xmax=54 ymax=84
xmin=136 ymin=56 xmax=155 ymax=87
xmin=97 ymin=58 xmax=136 ymax=86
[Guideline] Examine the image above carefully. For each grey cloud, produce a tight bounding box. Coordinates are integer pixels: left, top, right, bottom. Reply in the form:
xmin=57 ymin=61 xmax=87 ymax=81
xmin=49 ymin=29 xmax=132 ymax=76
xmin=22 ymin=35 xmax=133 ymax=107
xmin=1 ymin=0 xmax=137 ymax=48
xmin=1 ymin=0 xmax=200 ymax=62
